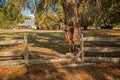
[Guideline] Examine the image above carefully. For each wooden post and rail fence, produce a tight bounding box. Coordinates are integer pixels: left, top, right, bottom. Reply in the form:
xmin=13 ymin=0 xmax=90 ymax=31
xmin=0 ymin=33 xmax=120 ymax=66
xmin=80 ymin=33 xmax=120 ymax=62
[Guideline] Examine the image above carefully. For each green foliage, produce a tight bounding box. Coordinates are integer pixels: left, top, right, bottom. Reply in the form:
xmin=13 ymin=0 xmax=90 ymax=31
xmin=35 ymin=0 xmax=63 ymax=29
xmin=0 ymin=0 xmax=119 ymax=29
xmin=0 ymin=0 xmax=24 ymax=29
xmin=101 ymin=0 xmax=120 ymax=25
xmin=78 ymin=0 xmax=120 ymax=29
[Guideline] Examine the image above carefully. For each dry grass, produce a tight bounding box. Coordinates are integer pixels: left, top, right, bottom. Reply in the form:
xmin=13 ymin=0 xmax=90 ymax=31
xmin=0 ymin=29 xmax=120 ymax=80
xmin=0 ymin=30 xmax=67 ymax=53
xmin=0 ymin=62 xmax=120 ymax=80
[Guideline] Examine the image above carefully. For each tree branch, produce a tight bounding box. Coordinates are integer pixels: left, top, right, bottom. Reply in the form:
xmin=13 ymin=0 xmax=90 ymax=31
xmin=45 ymin=14 xmax=57 ymax=23
xmin=77 ymin=0 xmax=83 ymax=8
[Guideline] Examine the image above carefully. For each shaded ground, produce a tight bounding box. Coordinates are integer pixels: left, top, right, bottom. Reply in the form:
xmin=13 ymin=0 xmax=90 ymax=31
xmin=0 ymin=62 xmax=120 ymax=80
xmin=0 ymin=29 xmax=120 ymax=80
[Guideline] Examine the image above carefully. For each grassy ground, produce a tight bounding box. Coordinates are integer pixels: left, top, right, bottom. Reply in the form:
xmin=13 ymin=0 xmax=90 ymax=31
xmin=0 ymin=30 xmax=67 ymax=53
xmin=0 ymin=29 xmax=120 ymax=80
xmin=0 ymin=63 xmax=120 ymax=80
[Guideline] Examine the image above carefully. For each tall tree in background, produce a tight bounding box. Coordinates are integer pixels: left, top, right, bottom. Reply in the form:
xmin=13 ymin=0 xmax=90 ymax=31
xmin=101 ymin=0 xmax=120 ymax=25
xmin=0 ymin=0 xmax=24 ymax=29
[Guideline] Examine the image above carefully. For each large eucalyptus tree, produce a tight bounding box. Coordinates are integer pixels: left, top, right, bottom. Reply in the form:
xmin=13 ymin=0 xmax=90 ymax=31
xmin=23 ymin=0 xmax=120 ymax=55
xmin=61 ymin=0 xmax=82 ymax=54
xmin=34 ymin=0 xmax=83 ymax=55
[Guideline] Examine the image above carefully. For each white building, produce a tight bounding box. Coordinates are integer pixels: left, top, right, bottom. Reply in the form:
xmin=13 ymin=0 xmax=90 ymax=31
xmin=18 ymin=19 xmax=37 ymax=29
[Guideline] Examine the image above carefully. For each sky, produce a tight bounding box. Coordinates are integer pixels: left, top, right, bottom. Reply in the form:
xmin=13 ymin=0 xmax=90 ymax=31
xmin=21 ymin=0 xmax=39 ymax=18
xmin=0 ymin=0 xmax=39 ymax=19
xmin=0 ymin=0 xmax=33 ymax=17
xmin=21 ymin=7 xmax=34 ymax=17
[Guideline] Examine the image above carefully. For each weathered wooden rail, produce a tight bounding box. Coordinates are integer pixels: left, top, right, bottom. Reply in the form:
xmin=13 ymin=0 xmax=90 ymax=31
xmin=0 ymin=33 xmax=28 ymax=66
xmin=81 ymin=33 xmax=120 ymax=62
xmin=0 ymin=40 xmax=23 ymax=46
xmin=0 ymin=33 xmax=120 ymax=66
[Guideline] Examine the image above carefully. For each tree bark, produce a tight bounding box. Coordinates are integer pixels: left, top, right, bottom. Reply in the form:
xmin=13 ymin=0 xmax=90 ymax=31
xmin=61 ymin=0 xmax=81 ymax=54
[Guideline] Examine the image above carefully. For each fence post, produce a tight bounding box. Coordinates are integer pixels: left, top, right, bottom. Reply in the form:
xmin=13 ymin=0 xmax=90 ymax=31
xmin=81 ymin=33 xmax=84 ymax=62
xmin=24 ymin=33 xmax=29 ymax=65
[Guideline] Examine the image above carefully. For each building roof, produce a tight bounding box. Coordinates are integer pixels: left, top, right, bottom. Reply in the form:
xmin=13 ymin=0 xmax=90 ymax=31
xmin=18 ymin=20 xmax=35 ymax=27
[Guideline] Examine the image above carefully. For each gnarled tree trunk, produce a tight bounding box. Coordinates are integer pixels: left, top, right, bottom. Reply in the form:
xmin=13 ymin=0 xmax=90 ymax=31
xmin=61 ymin=0 xmax=81 ymax=55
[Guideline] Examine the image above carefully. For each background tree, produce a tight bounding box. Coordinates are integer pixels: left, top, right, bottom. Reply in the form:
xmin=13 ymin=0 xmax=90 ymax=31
xmin=100 ymin=0 xmax=120 ymax=26
xmin=78 ymin=0 xmax=94 ymax=30
xmin=0 ymin=0 xmax=24 ymax=29
xmin=35 ymin=0 xmax=63 ymax=30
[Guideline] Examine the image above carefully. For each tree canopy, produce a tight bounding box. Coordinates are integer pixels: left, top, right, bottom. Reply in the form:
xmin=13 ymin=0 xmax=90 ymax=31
xmin=0 ymin=0 xmax=119 ymax=29
xmin=0 ymin=0 xmax=24 ymax=29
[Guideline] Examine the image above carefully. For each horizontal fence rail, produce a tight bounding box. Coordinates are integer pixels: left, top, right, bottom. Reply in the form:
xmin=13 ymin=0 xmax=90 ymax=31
xmin=0 ymin=50 xmax=68 ymax=57
xmin=83 ymin=37 xmax=120 ymax=41
xmin=0 ymin=60 xmax=25 ymax=66
xmin=0 ymin=50 xmax=23 ymax=56
xmin=81 ymin=34 xmax=120 ymax=62
xmin=0 ymin=58 xmax=81 ymax=66
xmin=0 ymin=33 xmax=28 ymax=66
xmin=84 ymin=57 xmax=120 ymax=62
xmin=0 ymin=33 xmax=120 ymax=66
xmin=0 ymin=40 xmax=23 ymax=45
xmin=0 ymin=57 xmax=120 ymax=66
xmin=84 ymin=47 xmax=120 ymax=52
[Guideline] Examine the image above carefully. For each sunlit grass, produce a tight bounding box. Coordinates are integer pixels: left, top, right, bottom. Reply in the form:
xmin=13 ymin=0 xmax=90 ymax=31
xmin=0 ymin=29 xmax=120 ymax=53
xmin=0 ymin=30 xmax=67 ymax=53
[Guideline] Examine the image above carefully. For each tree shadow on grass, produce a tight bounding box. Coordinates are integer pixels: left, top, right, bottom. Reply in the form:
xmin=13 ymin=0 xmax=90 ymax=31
xmin=0 ymin=36 xmax=5 ymax=41
xmin=28 ymin=32 xmax=68 ymax=54
xmin=25 ymin=64 xmax=66 ymax=80
xmin=0 ymin=33 xmax=24 ymax=50
xmin=82 ymin=62 xmax=120 ymax=80
xmin=0 ymin=64 xmax=66 ymax=80
xmin=1 ymin=62 xmax=119 ymax=80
